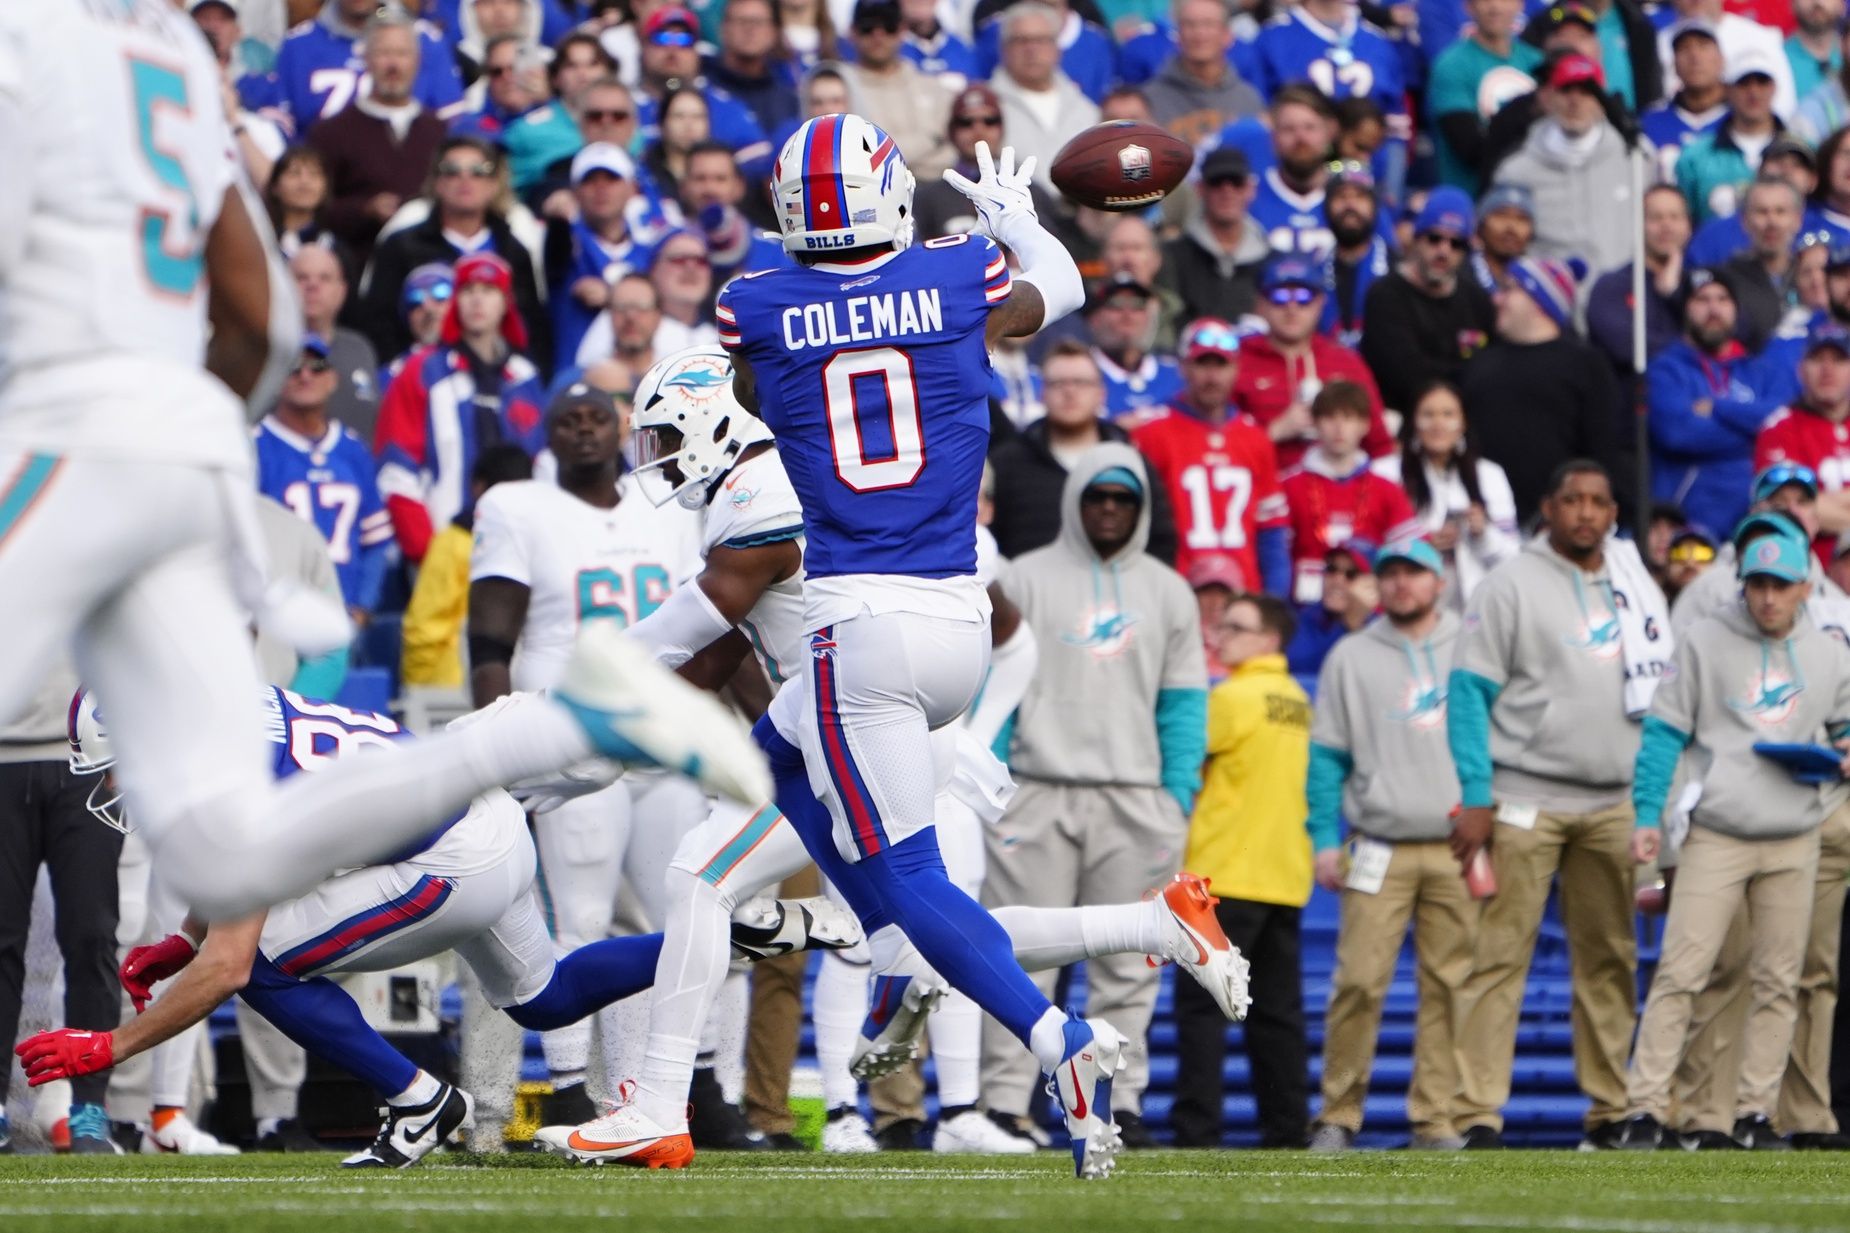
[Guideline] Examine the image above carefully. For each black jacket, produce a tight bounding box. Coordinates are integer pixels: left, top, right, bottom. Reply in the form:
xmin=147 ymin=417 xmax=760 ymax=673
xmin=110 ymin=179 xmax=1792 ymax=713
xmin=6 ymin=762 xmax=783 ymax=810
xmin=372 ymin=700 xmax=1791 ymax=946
xmin=1159 ymin=228 xmax=1266 ymax=327
xmin=1462 ymin=335 xmax=1627 ymax=524
xmin=988 ymin=417 xmax=1178 ymax=565
xmin=1358 ymin=269 xmax=1496 ymax=413
xmin=360 ymin=213 xmax=551 ymax=379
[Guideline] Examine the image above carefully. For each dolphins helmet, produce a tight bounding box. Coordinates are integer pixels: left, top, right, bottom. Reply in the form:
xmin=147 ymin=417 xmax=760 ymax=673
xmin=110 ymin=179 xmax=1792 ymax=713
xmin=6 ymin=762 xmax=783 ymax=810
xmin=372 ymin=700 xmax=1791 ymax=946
xmin=632 ymin=345 xmax=775 ymax=509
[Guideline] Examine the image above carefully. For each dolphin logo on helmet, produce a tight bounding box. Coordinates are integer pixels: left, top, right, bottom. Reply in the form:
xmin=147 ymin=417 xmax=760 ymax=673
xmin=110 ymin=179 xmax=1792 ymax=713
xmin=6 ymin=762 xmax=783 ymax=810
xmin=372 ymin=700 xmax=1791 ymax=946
xmin=632 ymin=346 xmax=778 ymax=509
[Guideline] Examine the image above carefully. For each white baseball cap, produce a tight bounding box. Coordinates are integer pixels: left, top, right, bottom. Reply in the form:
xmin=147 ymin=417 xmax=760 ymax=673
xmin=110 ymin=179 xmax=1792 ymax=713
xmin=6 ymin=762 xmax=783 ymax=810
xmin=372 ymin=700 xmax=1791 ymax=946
xmin=571 ymin=142 xmax=636 ymax=185
xmin=1726 ymin=45 xmax=1783 ymax=85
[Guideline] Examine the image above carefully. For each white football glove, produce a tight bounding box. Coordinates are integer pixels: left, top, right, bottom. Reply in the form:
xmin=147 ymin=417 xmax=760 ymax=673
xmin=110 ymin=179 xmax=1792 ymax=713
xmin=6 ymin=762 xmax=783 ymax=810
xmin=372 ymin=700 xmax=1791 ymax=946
xmin=942 ymin=142 xmax=1039 ymax=243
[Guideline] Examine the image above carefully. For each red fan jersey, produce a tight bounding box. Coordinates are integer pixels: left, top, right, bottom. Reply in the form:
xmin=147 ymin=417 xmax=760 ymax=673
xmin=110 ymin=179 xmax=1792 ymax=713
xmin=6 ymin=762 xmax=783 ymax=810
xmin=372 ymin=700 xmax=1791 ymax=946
xmin=1754 ymin=403 xmax=1850 ymax=559
xmin=1129 ymin=403 xmax=1287 ymax=588
xmin=1280 ymin=450 xmax=1421 ymax=602
xmin=1232 ymin=334 xmax=1395 ymax=470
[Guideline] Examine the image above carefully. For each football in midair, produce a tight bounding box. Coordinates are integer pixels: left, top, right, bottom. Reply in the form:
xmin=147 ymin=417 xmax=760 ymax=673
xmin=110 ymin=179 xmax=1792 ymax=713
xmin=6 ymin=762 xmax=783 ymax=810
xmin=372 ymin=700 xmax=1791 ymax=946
xmin=1049 ymin=121 xmax=1194 ymax=211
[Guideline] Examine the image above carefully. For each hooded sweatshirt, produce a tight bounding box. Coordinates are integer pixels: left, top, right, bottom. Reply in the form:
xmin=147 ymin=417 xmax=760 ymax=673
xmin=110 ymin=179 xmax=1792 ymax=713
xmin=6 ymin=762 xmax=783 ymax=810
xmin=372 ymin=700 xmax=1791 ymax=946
xmin=1449 ymin=536 xmax=1651 ymax=811
xmin=1005 ymin=443 xmax=1208 ymax=811
xmin=1635 ymin=603 xmax=1850 ymax=840
xmin=1308 ymin=611 xmax=1462 ymax=849
xmin=1489 ymin=119 xmax=1652 ymax=277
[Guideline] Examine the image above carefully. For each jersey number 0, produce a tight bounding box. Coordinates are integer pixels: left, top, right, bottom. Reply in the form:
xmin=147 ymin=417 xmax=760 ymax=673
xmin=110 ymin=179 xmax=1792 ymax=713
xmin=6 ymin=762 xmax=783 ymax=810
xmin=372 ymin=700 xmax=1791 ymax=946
xmin=823 ymin=347 xmax=924 ymax=492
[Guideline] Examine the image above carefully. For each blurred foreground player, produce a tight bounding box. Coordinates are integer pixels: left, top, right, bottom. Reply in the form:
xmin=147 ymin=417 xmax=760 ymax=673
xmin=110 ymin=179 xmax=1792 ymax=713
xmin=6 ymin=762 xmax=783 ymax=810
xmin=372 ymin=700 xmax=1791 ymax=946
xmin=15 ymin=688 xmax=849 ymax=1168
xmin=0 ymin=1 xmax=766 ymax=927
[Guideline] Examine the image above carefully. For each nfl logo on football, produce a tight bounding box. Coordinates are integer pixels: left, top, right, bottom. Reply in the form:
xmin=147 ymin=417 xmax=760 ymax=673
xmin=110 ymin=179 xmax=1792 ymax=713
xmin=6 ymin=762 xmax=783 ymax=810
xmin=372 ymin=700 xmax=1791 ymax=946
xmin=1118 ymin=143 xmax=1152 ymax=182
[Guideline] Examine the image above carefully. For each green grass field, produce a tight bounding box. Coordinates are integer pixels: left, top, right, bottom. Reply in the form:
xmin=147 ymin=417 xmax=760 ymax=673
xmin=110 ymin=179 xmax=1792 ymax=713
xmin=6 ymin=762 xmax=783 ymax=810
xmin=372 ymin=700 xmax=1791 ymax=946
xmin=4 ymin=1150 xmax=1850 ymax=1233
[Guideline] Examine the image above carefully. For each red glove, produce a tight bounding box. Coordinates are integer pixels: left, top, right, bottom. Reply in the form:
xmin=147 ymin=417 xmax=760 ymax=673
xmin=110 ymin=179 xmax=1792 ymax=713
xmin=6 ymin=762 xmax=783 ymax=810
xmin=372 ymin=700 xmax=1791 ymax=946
xmin=120 ymin=932 xmax=197 ymax=1012
xmin=15 ymin=1028 xmax=114 ymax=1086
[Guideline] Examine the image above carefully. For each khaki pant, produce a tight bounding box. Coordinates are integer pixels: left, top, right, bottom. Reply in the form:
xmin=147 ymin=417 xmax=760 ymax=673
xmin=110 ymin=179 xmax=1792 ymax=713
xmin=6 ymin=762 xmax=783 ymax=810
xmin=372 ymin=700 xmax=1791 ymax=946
xmin=1668 ymin=910 xmax=1749 ymax=1134
xmin=744 ymin=864 xmax=819 ymax=1136
xmin=1318 ymin=840 xmax=1475 ymax=1139
xmin=1671 ymin=803 xmax=1850 ymax=1134
xmin=979 ymin=781 xmax=1187 ymax=1116
xmin=1627 ymin=826 xmax=1822 ymax=1122
xmin=1452 ymin=803 xmax=1637 ymax=1132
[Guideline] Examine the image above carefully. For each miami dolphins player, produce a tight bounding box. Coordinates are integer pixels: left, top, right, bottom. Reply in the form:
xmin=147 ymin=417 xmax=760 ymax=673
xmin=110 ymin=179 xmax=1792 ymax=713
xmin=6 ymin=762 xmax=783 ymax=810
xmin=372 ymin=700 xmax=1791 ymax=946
xmin=14 ymin=687 xmax=852 ymax=1169
xmin=0 ymin=1 xmax=765 ymax=934
xmin=533 ymin=348 xmax=1249 ymax=1172
xmin=466 ymin=381 xmax=713 ymax=1120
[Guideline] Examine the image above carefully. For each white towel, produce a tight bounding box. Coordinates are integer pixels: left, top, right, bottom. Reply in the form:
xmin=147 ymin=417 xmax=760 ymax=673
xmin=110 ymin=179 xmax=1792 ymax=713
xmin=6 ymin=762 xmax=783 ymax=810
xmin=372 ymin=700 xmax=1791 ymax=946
xmin=1607 ymin=538 xmax=1675 ymax=719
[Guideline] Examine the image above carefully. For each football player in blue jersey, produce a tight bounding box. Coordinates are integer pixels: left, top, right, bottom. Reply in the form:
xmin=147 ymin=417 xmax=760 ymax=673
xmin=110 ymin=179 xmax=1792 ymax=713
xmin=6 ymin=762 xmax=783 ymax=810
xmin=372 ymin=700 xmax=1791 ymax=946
xmin=715 ymin=113 xmax=1135 ymax=1179
xmin=15 ymin=689 xmax=853 ymax=1169
xmin=273 ymin=1 xmax=464 ymax=135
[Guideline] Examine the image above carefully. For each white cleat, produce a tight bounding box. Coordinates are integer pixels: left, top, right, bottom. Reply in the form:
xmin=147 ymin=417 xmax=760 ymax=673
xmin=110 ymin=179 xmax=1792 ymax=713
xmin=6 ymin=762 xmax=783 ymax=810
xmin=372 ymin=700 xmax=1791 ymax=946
xmin=849 ymin=966 xmax=948 ymax=1081
xmin=139 ymin=1113 xmax=240 ymax=1155
xmin=553 ymin=620 xmax=772 ymax=806
xmin=822 ymin=1109 xmax=881 ymax=1153
xmin=1046 ymin=1017 xmax=1128 ymax=1180
xmin=730 ymin=895 xmax=863 ymax=962
xmin=533 ymin=1100 xmax=694 ymax=1169
xmin=1153 ymin=873 xmax=1252 ymax=1021
xmin=932 ymin=1110 xmax=1036 ymax=1155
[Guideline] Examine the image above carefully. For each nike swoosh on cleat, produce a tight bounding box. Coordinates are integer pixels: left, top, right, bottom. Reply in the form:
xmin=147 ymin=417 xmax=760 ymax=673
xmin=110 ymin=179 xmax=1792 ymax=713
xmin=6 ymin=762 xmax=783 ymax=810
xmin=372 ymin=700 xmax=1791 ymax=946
xmin=567 ymin=1129 xmax=653 ymax=1152
xmin=1067 ymin=1060 xmax=1087 ymax=1119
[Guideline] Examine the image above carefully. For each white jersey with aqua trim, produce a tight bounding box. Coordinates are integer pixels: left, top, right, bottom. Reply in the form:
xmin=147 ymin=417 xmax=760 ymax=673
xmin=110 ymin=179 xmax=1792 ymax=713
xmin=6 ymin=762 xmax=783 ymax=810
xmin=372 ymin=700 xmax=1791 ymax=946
xmin=471 ymin=475 xmax=704 ymax=693
xmin=703 ymin=447 xmax=808 ymax=687
xmin=0 ymin=1 xmax=248 ymax=467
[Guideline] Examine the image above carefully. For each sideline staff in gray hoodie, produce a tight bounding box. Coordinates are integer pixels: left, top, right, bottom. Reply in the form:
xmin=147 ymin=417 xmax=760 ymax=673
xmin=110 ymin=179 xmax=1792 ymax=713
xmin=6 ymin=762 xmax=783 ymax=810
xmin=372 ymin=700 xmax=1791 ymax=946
xmin=1444 ymin=459 xmax=1658 ymax=1147
xmin=1620 ymin=524 xmax=1850 ymax=1146
xmin=981 ymin=443 xmax=1208 ymax=1126
xmin=1304 ymin=538 xmax=1476 ymax=1150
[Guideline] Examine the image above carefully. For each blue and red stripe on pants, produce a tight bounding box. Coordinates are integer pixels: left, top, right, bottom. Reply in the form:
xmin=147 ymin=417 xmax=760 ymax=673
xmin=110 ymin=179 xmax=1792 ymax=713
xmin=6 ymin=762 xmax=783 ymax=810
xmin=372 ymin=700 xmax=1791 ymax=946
xmin=810 ymin=626 xmax=889 ymax=858
xmin=271 ymin=874 xmax=454 ymax=978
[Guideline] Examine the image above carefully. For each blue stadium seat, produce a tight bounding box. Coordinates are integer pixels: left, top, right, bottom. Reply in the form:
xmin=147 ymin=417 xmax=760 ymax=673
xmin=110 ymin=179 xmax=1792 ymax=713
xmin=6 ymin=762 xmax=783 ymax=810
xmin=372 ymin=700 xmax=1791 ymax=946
xmin=335 ymin=666 xmax=394 ymax=716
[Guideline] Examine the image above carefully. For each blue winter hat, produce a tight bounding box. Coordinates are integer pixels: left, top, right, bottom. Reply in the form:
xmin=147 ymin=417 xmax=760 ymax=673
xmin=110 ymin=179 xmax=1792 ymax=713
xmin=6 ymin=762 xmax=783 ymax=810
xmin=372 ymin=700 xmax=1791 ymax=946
xmin=1086 ymin=466 xmax=1144 ymax=497
xmin=1375 ymin=538 xmax=1445 ymax=578
xmin=1739 ymin=529 xmax=1812 ymax=583
xmin=1506 ymin=256 xmax=1584 ymax=330
xmin=300 ymin=332 xmax=331 ymax=359
xmin=1414 ymin=186 xmax=1475 ymax=239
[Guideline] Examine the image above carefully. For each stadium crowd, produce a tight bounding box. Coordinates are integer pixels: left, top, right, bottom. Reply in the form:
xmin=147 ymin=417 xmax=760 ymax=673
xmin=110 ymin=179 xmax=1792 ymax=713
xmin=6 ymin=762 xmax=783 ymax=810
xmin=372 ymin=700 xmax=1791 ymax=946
xmin=13 ymin=0 xmax=1850 ymax=1160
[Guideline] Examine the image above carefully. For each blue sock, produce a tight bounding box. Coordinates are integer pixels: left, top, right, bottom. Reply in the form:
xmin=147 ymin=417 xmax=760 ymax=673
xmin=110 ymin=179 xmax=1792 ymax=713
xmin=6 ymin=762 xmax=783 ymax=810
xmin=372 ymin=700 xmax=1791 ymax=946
xmin=856 ymin=830 xmax=1053 ymax=1046
xmin=506 ymin=935 xmax=666 ymax=1031
xmin=243 ymin=953 xmax=418 ymax=1097
xmin=751 ymin=714 xmax=892 ymax=936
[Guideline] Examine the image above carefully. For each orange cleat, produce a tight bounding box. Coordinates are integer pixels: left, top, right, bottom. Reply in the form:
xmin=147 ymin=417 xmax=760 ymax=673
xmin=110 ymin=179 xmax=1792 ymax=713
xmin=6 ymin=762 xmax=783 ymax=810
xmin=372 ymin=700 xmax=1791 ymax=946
xmin=1154 ymin=873 xmax=1252 ymax=1020
xmin=534 ymin=1101 xmax=696 ymax=1169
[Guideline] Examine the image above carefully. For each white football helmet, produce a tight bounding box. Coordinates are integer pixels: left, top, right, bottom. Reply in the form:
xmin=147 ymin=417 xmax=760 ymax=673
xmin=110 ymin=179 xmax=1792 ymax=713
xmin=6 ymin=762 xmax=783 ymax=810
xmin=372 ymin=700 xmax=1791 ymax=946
xmin=67 ymin=689 xmax=127 ymax=833
xmin=632 ymin=346 xmax=776 ymax=509
xmin=771 ymin=113 xmax=916 ymax=256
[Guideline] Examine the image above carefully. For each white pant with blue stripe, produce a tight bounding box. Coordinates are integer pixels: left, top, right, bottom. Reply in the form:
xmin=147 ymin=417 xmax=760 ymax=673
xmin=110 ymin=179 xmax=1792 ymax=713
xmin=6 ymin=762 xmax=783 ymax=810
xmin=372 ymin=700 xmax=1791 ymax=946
xmin=256 ymin=792 xmax=554 ymax=1009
